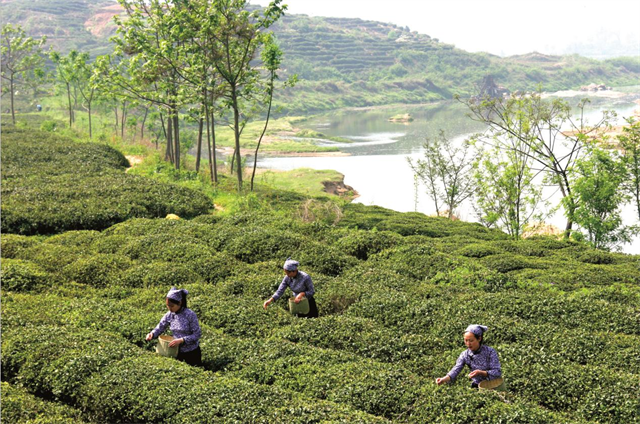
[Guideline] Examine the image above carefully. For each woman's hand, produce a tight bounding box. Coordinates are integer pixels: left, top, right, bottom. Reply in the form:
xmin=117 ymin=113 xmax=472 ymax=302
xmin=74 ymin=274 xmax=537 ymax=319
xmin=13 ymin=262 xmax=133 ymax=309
xmin=435 ymin=375 xmax=450 ymax=385
xmin=169 ymin=338 xmax=184 ymax=348
xmin=263 ymin=298 xmax=273 ymax=310
xmin=145 ymin=332 xmax=154 ymax=341
xmin=468 ymin=370 xmax=487 ymax=379
xmin=294 ymin=293 xmax=305 ymax=304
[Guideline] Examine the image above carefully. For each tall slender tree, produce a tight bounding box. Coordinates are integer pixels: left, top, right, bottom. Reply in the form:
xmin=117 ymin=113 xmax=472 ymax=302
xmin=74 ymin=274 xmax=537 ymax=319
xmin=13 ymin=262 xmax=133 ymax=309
xmin=1 ymin=24 xmax=47 ymax=124
xmin=251 ymin=35 xmax=296 ymax=191
xmin=618 ymin=118 xmax=640 ymax=221
xmin=211 ymin=0 xmax=286 ymax=190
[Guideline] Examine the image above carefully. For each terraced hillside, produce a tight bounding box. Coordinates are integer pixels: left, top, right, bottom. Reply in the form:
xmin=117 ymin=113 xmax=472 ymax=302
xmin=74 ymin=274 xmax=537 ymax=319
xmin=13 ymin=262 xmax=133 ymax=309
xmin=0 ymin=0 xmax=118 ymax=56
xmin=2 ymin=1 xmax=639 ymax=113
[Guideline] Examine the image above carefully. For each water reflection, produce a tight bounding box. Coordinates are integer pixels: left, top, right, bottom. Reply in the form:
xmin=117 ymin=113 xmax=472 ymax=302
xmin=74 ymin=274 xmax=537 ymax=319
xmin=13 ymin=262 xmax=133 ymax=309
xmin=301 ymin=102 xmax=486 ymax=155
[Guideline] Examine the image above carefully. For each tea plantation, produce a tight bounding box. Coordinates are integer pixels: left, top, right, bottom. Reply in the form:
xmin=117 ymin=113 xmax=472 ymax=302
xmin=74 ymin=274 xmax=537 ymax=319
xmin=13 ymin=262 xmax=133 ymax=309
xmin=1 ymin=128 xmax=639 ymax=423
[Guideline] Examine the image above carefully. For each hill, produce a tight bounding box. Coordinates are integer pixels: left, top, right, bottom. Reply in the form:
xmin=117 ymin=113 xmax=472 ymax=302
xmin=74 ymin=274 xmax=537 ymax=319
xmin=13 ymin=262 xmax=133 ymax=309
xmin=0 ymin=0 xmax=119 ymax=56
xmin=2 ymin=0 xmax=639 ymax=113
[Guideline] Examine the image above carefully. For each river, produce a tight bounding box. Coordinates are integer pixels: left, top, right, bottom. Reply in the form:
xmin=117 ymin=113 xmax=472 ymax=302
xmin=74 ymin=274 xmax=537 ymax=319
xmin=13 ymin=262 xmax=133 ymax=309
xmin=256 ymin=92 xmax=640 ymax=254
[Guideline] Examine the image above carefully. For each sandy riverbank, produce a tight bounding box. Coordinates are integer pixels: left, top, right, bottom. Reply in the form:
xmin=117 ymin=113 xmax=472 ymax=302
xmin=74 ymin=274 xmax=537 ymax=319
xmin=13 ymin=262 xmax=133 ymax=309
xmin=541 ymin=89 xmax=639 ymax=99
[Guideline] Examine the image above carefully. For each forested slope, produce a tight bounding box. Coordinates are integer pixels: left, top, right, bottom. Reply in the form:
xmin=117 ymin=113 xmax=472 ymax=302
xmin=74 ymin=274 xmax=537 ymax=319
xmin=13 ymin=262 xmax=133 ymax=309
xmin=2 ymin=0 xmax=639 ymax=113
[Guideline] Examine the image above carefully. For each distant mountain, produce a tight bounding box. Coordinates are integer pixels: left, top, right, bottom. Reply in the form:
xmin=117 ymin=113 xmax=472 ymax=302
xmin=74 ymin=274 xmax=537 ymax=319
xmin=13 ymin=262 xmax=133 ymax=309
xmin=2 ymin=0 xmax=639 ymax=113
xmin=0 ymin=0 xmax=118 ymax=56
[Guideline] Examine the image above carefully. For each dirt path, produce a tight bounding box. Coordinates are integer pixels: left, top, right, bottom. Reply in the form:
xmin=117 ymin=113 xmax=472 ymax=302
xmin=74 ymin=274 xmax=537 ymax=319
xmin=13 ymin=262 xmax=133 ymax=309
xmin=125 ymin=155 xmax=144 ymax=172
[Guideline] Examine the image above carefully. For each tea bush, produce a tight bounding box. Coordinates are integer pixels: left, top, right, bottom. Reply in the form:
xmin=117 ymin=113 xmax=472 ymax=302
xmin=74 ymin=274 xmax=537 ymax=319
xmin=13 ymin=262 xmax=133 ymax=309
xmin=297 ymin=241 xmax=360 ymax=276
xmin=0 ymin=382 xmax=84 ymax=424
xmin=61 ymin=254 xmax=133 ymax=288
xmin=223 ymin=226 xmax=303 ymax=263
xmin=1 ymin=128 xmax=212 ymax=235
xmin=332 ymin=229 xmax=402 ymax=260
xmin=455 ymin=242 xmax=503 ymax=258
xmin=0 ymin=258 xmax=50 ymax=292
xmin=122 ymin=261 xmax=203 ymax=288
xmin=77 ymin=355 xmax=386 ymax=423
xmin=0 ymin=233 xmax=42 ymax=258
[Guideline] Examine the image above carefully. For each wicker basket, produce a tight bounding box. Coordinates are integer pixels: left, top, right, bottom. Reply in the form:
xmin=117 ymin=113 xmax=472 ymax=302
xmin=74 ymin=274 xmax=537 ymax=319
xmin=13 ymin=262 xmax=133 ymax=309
xmin=156 ymin=335 xmax=179 ymax=358
xmin=288 ymin=297 xmax=310 ymax=315
xmin=479 ymin=377 xmax=506 ymax=391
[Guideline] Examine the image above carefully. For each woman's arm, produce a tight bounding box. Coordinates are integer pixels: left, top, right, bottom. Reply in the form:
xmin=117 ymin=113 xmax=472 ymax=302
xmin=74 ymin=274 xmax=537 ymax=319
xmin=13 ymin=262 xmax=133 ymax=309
xmin=435 ymin=375 xmax=451 ymax=385
xmin=146 ymin=312 xmax=170 ymax=340
xmin=303 ymin=273 xmax=315 ymax=297
xmin=445 ymin=351 xmax=467 ymax=382
xmin=485 ymin=348 xmax=502 ymax=379
xmin=181 ymin=311 xmax=202 ymax=345
xmin=271 ymin=277 xmax=289 ymax=301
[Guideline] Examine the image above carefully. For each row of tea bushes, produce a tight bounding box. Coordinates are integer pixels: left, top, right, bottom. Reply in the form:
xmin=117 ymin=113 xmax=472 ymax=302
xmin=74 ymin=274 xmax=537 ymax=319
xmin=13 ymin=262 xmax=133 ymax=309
xmin=6 ymin=283 xmax=636 ymax=423
xmin=1 ymin=382 xmax=84 ymax=424
xmin=0 ymin=323 xmax=388 ymax=423
xmin=2 ymin=207 xmax=639 ymax=422
xmin=3 ymin=274 xmax=639 ymax=421
xmin=1 ymin=128 xmax=212 ymax=235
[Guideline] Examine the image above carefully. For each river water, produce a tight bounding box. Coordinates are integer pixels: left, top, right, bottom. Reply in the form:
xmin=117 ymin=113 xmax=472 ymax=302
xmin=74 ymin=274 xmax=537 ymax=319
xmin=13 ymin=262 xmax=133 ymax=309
xmin=256 ymin=94 xmax=640 ymax=254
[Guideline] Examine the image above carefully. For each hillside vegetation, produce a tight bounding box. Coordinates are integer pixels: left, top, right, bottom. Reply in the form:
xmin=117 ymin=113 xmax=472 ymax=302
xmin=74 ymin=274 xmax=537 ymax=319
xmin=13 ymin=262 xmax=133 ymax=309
xmin=1 ymin=120 xmax=640 ymax=422
xmin=0 ymin=0 xmax=118 ymax=56
xmin=1 ymin=124 xmax=212 ymax=235
xmin=2 ymin=0 xmax=639 ymax=114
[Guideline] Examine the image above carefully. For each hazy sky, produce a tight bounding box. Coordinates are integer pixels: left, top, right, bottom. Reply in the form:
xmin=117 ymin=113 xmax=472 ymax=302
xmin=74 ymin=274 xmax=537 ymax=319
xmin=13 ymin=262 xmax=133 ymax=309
xmin=251 ymin=0 xmax=640 ymax=57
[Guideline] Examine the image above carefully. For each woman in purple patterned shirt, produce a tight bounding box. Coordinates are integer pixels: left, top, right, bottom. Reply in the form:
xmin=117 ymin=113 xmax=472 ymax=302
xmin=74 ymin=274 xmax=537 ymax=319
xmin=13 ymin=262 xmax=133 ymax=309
xmin=263 ymin=258 xmax=318 ymax=318
xmin=435 ymin=324 xmax=502 ymax=388
xmin=146 ymin=287 xmax=202 ymax=366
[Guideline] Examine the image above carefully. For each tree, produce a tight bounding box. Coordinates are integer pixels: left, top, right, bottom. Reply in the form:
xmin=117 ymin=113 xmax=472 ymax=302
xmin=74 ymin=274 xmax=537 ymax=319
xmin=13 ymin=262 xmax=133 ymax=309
xmin=566 ymin=146 xmax=637 ymax=251
xmin=211 ymin=0 xmax=286 ymax=191
xmin=618 ymin=118 xmax=640 ymax=221
xmin=77 ymin=53 xmax=99 ymax=138
xmin=472 ymin=145 xmax=546 ymax=239
xmin=250 ymin=35 xmax=296 ymax=191
xmin=50 ymin=50 xmax=84 ymax=128
xmin=408 ymin=131 xmax=475 ymax=219
xmin=1 ymin=24 xmax=47 ymax=124
xmin=460 ymin=91 xmax=613 ymax=238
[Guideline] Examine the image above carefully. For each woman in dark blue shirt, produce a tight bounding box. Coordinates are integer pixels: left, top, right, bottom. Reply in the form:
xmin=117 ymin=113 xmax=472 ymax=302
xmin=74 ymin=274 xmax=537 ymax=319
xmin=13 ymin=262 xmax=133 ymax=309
xmin=263 ymin=258 xmax=318 ymax=318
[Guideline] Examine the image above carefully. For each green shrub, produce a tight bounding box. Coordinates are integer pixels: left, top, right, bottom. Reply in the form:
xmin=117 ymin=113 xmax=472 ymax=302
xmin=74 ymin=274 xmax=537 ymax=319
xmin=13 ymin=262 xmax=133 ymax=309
xmin=43 ymin=230 xmax=101 ymax=248
xmin=456 ymin=242 xmax=503 ymax=258
xmin=333 ymin=229 xmax=401 ymax=260
xmin=273 ymin=315 xmax=431 ymax=362
xmin=1 ymin=129 xmax=212 ymax=235
xmin=223 ymin=226 xmax=302 ymax=263
xmin=408 ymin=384 xmax=563 ymax=423
xmin=0 ymin=258 xmax=50 ymax=292
xmin=122 ymin=261 xmax=202 ymax=288
xmin=195 ymin=289 xmax=293 ymax=338
xmin=370 ymin=246 xmax=462 ymax=282
xmin=298 ymin=242 xmax=359 ymax=276
xmin=1 ymin=382 xmax=84 ymax=424
xmin=120 ymin=232 xmax=216 ymax=262
xmin=1 ymin=325 xmax=138 ymax=400
xmin=0 ymin=234 xmax=41 ymax=258
xmin=78 ymin=354 xmax=383 ymax=423
xmin=576 ymin=249 xmax=616 ymax=264
xmin=19 ymin=243 xmax=81 ymax=272
xmin=90 ymin=233 xmax=132 ymax=254
xmin=481 ymin=253 xmax=544 ymax=273
xmin=61 ymin=254 xmax=133 ymax=287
